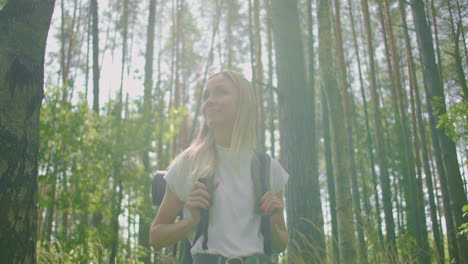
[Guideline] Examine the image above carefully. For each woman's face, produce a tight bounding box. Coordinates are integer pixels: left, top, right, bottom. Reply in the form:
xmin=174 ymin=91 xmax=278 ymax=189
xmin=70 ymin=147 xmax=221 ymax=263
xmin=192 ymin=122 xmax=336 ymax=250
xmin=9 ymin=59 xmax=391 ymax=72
xmin=202 ymin=74 xmax=240 ymax=129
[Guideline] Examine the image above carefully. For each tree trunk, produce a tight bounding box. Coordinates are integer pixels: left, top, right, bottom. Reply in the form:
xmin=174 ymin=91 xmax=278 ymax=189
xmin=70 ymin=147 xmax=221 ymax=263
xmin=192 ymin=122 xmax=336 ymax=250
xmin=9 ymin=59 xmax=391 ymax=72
xmin=454 ymin=0 xmax=468 ymax=66
xmin=445 ymin=0 xmax=468 ymax=101
xmin=348 ymin=0 xmax=385 ymax=252
xmin=360 ymin=0 xmax=398 ymax=260
xmin=224 ymin=0 xmax=235 ymax=69
xmin=398 ymin=1 xmax=444 ymax=262
xmin=110 ymin=0 xmax=129 ymax=262
xmin=85 ymin=7 xmax=91 ymax=101
xmin=428 ymin=95 xmax=459 ymax=263
xmin=322 ymin=91 xmax=339 ymax=264
xmin=264 ymin=0 xmax=276 ymax=158
xmin=253 ymin=0 xmax=265 ymax=152
xmin=91 ymin=0 xmax=100 ymax=113
xmin=139 ymin=0 xmax=157 ymax=263
xmin=429 ymin=0 xmax=443 ymax=80
xmin=271 ymin=0 xmax=325 ymax=262
xmin=410 ymin=0 xmax=468 ymax=262
xmin=0 ymin=0 xmax=55 ymax=262
xmin=332 ymin=0 xmax=367 ymax=262
xmin=318 ymin=0 xmax=357 ymax=262
xmin=305 ymin=0 xmax=321 ymax=257
xmin=382 ymin=0 xmax=430 ymax=262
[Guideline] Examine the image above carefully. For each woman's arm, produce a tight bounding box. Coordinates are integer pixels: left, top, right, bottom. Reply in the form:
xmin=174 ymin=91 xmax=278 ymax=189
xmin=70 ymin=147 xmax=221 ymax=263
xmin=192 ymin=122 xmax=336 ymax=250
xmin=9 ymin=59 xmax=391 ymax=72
xmin=259 ymin=191 xmax=289 ymax=253
xmin=149 ymin=182 xmax=211 ymax=250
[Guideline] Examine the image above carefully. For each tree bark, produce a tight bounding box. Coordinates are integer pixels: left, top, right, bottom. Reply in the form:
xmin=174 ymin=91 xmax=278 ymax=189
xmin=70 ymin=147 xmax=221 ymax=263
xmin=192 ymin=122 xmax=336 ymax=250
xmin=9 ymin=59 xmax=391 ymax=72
xmin=445 ymin=0 xmax=468 ymax=101
xmin=110 ymin=0 xmax=129 ymax=262
xmin=382 ymin=1 xmax=430 ymax=262
xmin=252 ymin=0 xmax=265 ymax=152
xmin=322 ymin=91 xmax=339 ymax=264
xmin=410 ymin=0 xmax=468 ymax=262
xmin=0 ymin=0 xmax=55 ymax=262
xmin=271 ymin=0 xmax=325 ymax=262
xmin=348 ymin=0 xmax=385 ymax=252
xmin=264 ymin=0 xmax=276 ymax=158
xmin=318 ymin=0 xmax=357 ymax=262
xmin=398 ymin=1 xmax=444 ymax=262
xmin=429 ymin=0 xmax=443 ymax=80
xmin=360 ymin=0 xmax=398 ymax=260
xmin=332 ymin=0 xmax=367 ymax=262
xmin=91 ymin=0 xmax=100 ymax=113
xmin=139 ymin=0 xmax=157 ymax=263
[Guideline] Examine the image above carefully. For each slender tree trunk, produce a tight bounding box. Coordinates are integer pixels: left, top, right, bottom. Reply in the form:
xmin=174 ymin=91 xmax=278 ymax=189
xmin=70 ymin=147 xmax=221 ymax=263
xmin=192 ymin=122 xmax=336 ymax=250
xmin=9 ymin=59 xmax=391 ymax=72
xmin=253 ymin=0 xmax=265 ymax=151
xmin=318 ymin=0 xmax=357 ymax=262
xmin=410 ymin=1 xmax=468 ymax=262
xmin=264 ymin=0 xmax=276 ymax=158
xmin=454 ymin=0 xmax=468 ymax=66
xmin=61 ymin=0 xmax=79 ymax=101
xmin=139 ymin=0 xmax=157 ymax=263
xmin=426 ymin=87 xmax=460 ymax=263
xmin=85 ymin=5 xmax=91 ymax=101
xmin=360 ymin=0 xmax=398 ymax=260
xmin=377 ymin=3 xmax=406 ymax=236
xmin=91 ymin=0 xmax=100 ymax=113
xmin=60 ymin=0 xmax=66 ymax=89
xmin=382 ymin=1 xmax=430 ymax=262
xmin=332 ymin=0 xmax=366 ymax=262
xmin=305 ymin=1 xmax=321 ymax=257
xmin=445 ymin=0 xmax=468 ymax=101
xmin=271 ymin=1 xmax=325 ymax=262
xmin=224 ymin=0 xmax=235 ymax=69
xmin=172 ymin=0 xmax=183 ymax=154
xmin=348 ymin=0 xmax=385 ymax=252
xmin=398 ymin=1 xmax=444 ymax=262
xmin=0 ymin=0 xmax=55 ymax=262
xmin=322 ymin=91 xmax=339 ymax=264
xmin=110 ymin=1 xmax=129 ymax=262
xmin=429 ymin=0 xmax=443 ymax=80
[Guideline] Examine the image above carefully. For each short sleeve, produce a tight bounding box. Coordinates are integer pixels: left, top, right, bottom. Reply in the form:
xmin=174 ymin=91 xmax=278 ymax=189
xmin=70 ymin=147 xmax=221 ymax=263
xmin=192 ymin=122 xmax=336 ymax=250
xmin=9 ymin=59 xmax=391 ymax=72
xmin=163 ymin=158 xmax=193 ymax=201
xmin=269 ymin=158 xmax=289 ymax=194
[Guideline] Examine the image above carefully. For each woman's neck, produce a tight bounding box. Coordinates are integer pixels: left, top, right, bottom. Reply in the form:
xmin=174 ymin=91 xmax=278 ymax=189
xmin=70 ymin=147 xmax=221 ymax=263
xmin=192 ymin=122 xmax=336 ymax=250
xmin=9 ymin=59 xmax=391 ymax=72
xmin=214 ymin=126 xmax=233 ymax=148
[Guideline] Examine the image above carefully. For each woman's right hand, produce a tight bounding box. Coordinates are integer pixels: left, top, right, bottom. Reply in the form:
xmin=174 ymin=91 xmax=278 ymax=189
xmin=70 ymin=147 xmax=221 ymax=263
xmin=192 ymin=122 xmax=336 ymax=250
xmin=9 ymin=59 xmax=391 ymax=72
xmin=184 ymin=181 xmax=212 ymax=226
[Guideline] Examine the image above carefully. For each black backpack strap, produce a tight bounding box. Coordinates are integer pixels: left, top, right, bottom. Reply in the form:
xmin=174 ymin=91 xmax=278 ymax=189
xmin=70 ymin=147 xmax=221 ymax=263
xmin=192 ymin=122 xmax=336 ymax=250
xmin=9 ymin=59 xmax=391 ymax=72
xmin=192 ymin=176 xmax=214 ymax=250
xmin=252 ymin=152 xmax=273 ymax=255
xmin=191 ymin=153 xmax=273 ymax=255
xmin=178 ymin=237 xmax=193 ymax=264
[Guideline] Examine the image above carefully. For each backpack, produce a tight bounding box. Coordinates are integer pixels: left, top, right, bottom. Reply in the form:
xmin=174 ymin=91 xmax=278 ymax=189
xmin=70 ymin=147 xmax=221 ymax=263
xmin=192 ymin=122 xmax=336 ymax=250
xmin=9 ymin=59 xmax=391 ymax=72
xmin=151 ymin=152 xmax=273 ymax=263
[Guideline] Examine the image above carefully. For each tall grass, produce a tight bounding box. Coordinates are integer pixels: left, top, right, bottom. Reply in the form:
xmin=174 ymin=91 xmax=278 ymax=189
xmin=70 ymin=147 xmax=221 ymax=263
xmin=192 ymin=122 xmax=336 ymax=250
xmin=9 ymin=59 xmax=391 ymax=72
xmin=37 ymin=217 xmax=442 ymax=264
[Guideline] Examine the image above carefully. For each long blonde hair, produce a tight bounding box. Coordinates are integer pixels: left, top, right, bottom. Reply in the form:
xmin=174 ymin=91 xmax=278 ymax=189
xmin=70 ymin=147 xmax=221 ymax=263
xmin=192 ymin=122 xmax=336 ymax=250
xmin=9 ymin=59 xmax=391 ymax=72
xmin=168 ymin=71 xmax=257 ymax=181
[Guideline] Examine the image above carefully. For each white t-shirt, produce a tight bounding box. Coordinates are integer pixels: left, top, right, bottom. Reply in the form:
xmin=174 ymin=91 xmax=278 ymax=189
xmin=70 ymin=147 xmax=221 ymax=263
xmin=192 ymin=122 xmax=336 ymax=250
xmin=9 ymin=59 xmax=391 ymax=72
xmin=164 ymin=144 xmax=289 ymax=258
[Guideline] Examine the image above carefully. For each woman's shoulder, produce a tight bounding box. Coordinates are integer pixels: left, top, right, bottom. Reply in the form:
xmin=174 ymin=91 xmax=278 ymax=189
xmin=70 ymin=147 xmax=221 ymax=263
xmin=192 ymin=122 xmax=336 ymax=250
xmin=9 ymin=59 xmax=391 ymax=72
xmin=163 ymin=155 xmax=193 ymax=200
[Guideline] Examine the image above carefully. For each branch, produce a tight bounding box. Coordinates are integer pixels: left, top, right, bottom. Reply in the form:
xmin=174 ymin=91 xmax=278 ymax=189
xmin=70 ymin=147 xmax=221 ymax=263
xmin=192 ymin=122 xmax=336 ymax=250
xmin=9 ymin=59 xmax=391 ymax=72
xmin=391 ymin=23 xmax=416 ymax=32
xmin=252 ymin=80 xmax=282 ymax=97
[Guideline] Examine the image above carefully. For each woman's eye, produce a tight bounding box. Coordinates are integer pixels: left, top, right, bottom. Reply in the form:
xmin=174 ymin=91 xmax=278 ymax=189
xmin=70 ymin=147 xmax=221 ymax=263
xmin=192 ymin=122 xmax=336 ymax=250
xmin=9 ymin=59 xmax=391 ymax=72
xmin=216 ymin=89 xmax=227 ymax=95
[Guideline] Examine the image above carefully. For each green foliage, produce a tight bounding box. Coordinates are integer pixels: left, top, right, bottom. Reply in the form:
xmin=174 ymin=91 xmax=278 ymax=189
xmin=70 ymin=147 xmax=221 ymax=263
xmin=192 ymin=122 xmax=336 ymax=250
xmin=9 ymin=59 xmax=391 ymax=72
xmin=458 ymin=205 xmax=468 ymax=240
xmin=437 ymin=100 xmax=468 ymax=148
xmin=37 ymin=85 xmax=184 ymax=262
xmin=0 ymin=0 xmax=7 ymax=10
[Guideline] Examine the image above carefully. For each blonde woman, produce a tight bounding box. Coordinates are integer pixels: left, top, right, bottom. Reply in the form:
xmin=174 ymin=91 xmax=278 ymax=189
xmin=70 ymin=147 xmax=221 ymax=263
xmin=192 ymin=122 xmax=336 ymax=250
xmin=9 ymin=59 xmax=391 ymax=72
xmin=149 ymin=71 xmax=289 ymax=264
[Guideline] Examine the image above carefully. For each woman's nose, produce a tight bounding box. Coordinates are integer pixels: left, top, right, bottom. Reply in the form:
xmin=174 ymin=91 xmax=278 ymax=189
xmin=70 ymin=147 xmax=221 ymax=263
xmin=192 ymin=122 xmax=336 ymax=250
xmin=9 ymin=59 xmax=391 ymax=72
xmin=204 ymin=94 xmax=215 ymax=105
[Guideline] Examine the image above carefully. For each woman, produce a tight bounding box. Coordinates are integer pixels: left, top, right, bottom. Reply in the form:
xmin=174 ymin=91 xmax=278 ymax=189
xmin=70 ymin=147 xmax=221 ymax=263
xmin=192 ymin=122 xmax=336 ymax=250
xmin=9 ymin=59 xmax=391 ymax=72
xmin=149 ymin=71 xmax=289 ymax=264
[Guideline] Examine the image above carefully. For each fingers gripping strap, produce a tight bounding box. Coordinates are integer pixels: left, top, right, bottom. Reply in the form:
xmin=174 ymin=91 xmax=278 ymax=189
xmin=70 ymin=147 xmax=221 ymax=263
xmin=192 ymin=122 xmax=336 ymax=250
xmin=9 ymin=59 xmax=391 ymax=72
xmin=193 ymin=176 xmax=214 ymax=250
xmin=252 ymin=152 xmax=273 ymax=255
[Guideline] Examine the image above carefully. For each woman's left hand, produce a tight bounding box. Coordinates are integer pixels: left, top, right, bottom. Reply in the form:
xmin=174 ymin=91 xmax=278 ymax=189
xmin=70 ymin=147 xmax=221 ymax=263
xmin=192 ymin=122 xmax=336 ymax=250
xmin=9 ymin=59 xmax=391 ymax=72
xmin=259 ymin=192 xmax=284 ymax=216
